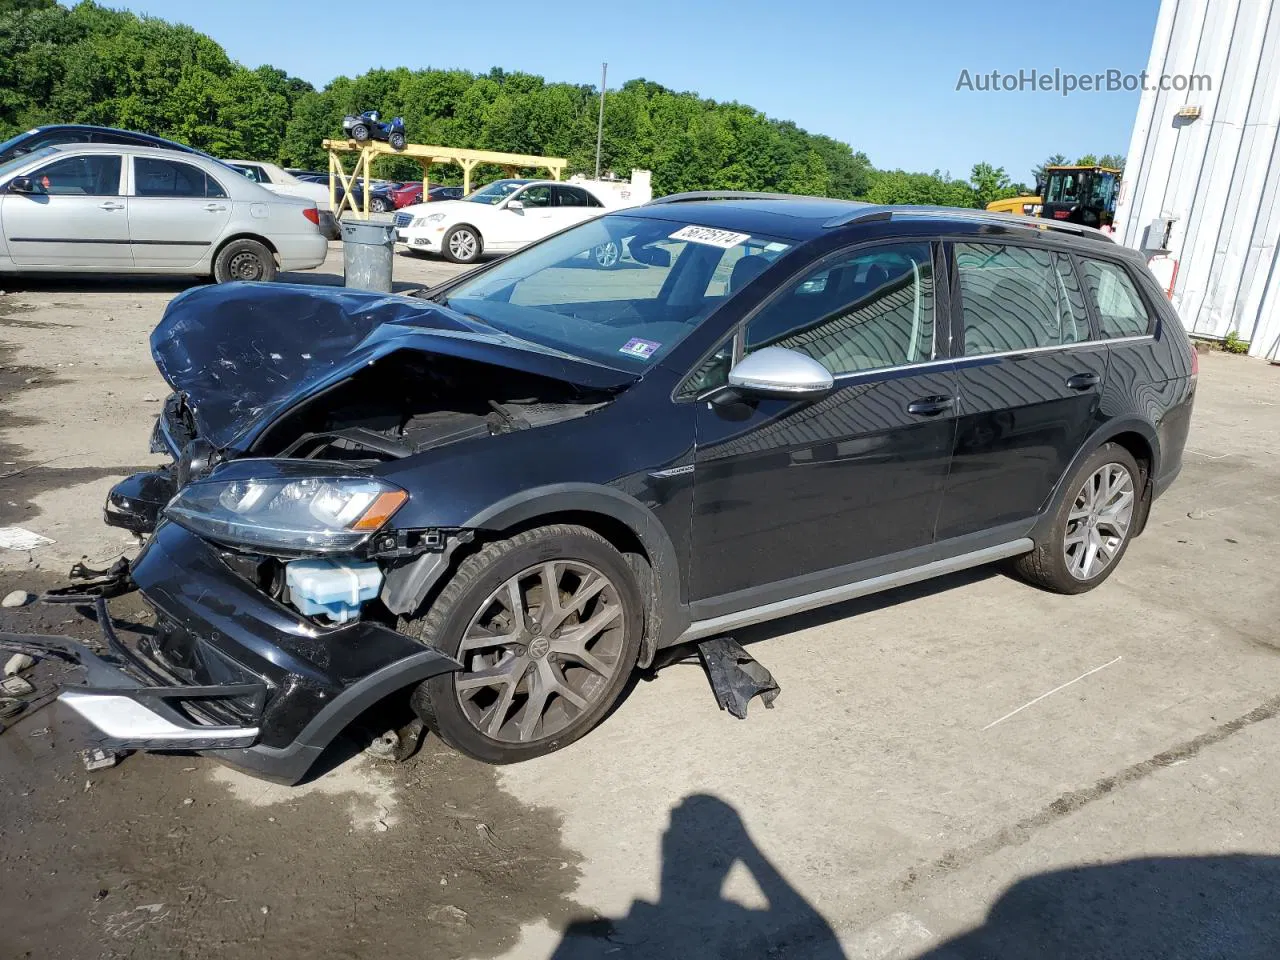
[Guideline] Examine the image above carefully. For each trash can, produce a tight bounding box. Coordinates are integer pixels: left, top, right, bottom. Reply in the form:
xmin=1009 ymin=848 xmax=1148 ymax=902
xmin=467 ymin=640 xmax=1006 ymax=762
xmin=341 ymin=219 xmax=396 ymax=293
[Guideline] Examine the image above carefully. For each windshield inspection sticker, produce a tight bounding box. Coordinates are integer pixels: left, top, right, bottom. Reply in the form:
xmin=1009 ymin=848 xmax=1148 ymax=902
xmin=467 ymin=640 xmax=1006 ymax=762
xmin=669 ymin=225 xmax=751 ymax=248
xmin=619 ymin=338 xmax=662 ymax=360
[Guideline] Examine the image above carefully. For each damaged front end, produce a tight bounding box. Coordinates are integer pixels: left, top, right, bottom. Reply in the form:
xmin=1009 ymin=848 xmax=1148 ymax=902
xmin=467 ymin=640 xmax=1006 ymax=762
xmin=22 ymin=283 xmax=630 ymax=781
xmin=0 ymin=530 xmax=461 ymax=783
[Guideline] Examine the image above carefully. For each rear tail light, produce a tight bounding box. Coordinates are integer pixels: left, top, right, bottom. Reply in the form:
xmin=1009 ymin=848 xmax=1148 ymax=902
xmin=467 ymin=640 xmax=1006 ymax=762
xmin=302 ymin=208 xmax=320 ymax=225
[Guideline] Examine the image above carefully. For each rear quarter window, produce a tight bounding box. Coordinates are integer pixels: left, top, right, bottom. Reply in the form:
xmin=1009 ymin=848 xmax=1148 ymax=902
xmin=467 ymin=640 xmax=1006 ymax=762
xmin=1080 ymin=258 xmax=1153 ymax=338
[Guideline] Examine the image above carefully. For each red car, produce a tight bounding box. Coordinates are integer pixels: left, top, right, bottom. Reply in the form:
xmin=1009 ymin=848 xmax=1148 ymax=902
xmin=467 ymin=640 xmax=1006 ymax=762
xmin=391 ymin=183 xmax=464 ymax=208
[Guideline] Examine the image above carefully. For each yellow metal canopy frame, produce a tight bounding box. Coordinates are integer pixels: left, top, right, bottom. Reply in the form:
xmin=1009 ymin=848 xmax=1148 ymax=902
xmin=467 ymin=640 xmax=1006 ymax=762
xmin=322 ymin=139 xmax=569 ymax=219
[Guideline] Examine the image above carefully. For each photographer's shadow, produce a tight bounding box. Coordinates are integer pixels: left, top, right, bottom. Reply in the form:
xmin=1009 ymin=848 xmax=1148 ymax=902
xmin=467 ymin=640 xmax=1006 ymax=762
xmin=551 ymin=793 xmax=846 ymax=959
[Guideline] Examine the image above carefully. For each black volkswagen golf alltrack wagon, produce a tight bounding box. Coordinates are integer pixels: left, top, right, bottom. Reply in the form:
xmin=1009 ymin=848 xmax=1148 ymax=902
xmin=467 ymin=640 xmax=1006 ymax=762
xmin=5 ymin=193 xmax=1196 ymax=782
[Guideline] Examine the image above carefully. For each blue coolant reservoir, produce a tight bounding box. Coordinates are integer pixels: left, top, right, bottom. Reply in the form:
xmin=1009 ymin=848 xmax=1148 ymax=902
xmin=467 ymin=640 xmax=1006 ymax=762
xmin=285 ymin=558 xmax=383 ymax=624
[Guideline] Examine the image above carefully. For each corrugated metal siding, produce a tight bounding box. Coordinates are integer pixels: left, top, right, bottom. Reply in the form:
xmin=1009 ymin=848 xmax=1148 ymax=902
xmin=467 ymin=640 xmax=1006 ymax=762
xmin=1115 ymin=0 xmax=1280 ymax=360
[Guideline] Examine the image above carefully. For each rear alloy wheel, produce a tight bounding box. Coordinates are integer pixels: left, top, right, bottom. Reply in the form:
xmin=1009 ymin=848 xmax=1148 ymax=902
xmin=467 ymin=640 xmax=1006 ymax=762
xmin=389 ymin=131 xmax=407 ymax=151
xmin=1014 ymin=442 xmax=1141 ymax=594
xmin=408 ymin=525 xmax=642 ymax=763
xmin=442 ymin=225 xmax=481 ymax=263
xmin=350 ymin=123 xmax=370 ymax=142
xmin=213 ymin=239 xmax=277 ymax=283
xmin=369 ymin=196 xmax=391 ymax=214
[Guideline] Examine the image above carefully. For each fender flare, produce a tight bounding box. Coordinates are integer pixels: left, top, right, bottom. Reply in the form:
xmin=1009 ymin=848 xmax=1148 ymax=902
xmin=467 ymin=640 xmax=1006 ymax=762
xmin=1032 ymin=417 xmax=1162 ymax=541
xmin=466 ymin=484 xmax=688 ymax=667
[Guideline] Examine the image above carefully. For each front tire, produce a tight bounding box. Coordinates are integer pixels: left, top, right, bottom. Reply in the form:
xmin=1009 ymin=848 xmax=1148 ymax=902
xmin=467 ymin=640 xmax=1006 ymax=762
xmin=389 ymin=131 xmax=407 ymax=151
xmin=350 ymin=123 xmax=370 ymax=142
xmin=1014 ymin=442 xmax=1141 ymax=594
xmin=213 ymin=239 xmax=277 ymax=283
xmin=442 ymin=224 xmax=481 ymax=263
xmin=406 ymin=525 xmax=643 ymax=764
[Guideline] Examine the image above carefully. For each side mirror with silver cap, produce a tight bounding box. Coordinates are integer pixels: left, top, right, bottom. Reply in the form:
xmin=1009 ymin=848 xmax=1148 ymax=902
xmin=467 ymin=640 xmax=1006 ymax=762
xmin=723 ymin=346 xmax=834 ymax=401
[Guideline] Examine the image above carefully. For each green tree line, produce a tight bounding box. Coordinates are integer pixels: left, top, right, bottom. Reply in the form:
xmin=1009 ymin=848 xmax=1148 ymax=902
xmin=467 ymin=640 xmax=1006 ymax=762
xmin=1 ymin=1 xmax=1122 ymax=206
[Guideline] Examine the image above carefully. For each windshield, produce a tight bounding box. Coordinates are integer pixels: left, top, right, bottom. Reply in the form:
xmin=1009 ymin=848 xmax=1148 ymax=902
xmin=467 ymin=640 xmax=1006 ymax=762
xmin=1045 ymin=170 xmax=1084 ymax=204
xmin=0 ymin=129 xmax=38 ymax=161
xmin=0 ymin=145 xmax=56 ymax=182
xmin=466 ymin=179 xmax=528 ymax=205
xmin=441 ymin=214 xmax=794 ymax=369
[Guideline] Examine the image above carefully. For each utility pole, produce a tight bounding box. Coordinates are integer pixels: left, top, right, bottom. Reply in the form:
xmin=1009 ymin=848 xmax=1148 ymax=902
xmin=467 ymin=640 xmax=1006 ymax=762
xmin=595 ymin=62 xmax=607 ymax=180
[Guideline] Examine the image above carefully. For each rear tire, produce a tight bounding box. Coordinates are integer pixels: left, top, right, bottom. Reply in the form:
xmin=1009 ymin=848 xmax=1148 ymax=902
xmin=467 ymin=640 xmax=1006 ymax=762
xmin=212 ymin=239 xmax=277 ymax=283
xmin=389 ymin=132 xmax=407 ymax=151
xmin=1014 ymin=442 xmax=1142 ymax=594
xmin=405 ymin=525 xmax=643 ymax=764
xmin=350 ymin=123 xmax=370 ymax=142
xmin=370 ymin=196 xmax=391 ymax=214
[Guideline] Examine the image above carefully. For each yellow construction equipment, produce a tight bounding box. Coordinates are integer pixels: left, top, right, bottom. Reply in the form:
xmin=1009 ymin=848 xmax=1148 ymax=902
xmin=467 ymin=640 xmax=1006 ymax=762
xmin=322 ymin=139 xmax=569 ymax=219
xmin=986 ymin=165 xmax=1122 ymax=229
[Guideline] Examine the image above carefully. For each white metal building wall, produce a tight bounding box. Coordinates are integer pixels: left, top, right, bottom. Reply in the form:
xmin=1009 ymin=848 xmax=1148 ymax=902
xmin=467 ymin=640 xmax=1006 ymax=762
xmin=1114 ymin=0 xmax=1280 ymax=360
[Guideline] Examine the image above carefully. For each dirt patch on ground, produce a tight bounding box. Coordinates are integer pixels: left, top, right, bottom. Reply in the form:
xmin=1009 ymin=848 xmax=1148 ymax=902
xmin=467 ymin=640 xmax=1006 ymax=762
xmin=0 ymin=578 xmax=587 ymax=960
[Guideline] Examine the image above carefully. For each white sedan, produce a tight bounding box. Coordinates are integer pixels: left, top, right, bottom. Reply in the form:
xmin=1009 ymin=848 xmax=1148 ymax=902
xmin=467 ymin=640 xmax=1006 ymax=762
xmin=395 ymin=179 xmax=616 ymax=263
xmin=224 ymin=159 xmax=339 ymax=239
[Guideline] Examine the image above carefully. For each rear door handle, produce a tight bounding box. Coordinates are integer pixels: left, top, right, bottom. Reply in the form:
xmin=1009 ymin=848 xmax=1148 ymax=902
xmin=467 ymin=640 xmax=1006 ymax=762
xmin=204 ymin=203 xmax=227 ymax=212
xmin=1066 ymin=373 xmax=1100 ymax=391
xmin=907 ymin=396 xmax=956 ymax=417
xmin=98 ymin=201 xmax=124 ymax=211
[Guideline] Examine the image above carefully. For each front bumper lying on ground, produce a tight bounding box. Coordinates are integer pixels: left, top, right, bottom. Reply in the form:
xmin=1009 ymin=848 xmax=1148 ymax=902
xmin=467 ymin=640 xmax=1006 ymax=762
xmin=0 ymin=522 xmax=459 ymax=784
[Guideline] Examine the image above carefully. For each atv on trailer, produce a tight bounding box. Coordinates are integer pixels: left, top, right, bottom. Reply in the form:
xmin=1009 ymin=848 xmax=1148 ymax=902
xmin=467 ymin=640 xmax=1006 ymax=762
xmin=342 ymin=111 xmax=407 ymax=151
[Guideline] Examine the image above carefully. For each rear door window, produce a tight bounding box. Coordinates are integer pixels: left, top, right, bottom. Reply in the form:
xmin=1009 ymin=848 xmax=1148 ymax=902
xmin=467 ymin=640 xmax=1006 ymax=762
xmin=554 ymin=185 xmax=596 ymax=207
xmin=1079 ymin=258 xmax=1152 ymax=338
xmin=955 ymin=243 xmax=1090 ymax=354
xmin=134 ymin=157 xmax=227 ymax=199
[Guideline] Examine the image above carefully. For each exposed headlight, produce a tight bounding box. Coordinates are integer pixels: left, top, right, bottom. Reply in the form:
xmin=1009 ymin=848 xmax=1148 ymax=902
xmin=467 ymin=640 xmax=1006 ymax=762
xmin=165 ymin=474 xmax=408 ymax=553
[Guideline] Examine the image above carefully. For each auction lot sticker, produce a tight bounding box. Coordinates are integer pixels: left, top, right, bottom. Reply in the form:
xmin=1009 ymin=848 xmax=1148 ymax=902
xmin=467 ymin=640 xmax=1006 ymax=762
xmin=619 ymin=338 xmax=662 ymax=359
xmin=669 ymin=225 xmax=751 ymax=248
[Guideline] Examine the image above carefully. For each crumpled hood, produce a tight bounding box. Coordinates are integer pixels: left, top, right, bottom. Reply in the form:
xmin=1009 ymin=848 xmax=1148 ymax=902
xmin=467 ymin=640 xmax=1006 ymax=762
xmin=151 ymin=282 xmax=636 ymax=450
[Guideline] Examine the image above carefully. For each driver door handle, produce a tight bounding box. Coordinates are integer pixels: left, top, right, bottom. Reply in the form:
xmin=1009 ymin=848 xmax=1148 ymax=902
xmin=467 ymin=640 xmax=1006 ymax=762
xmin=1066 ymin=372 xmax=1100 ymax=391
xmin=98 ymin=201 xmax=124 ymax=211
xmin=907 ymin=396 xmax=956 ymax=417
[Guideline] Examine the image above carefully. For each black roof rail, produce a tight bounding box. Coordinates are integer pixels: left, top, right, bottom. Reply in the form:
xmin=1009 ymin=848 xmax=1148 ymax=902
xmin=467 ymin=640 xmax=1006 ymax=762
xmin=647 ymin=190 xmax=852 ymax=205
xmin=823 ymin=205 xmax=1115 ymax=242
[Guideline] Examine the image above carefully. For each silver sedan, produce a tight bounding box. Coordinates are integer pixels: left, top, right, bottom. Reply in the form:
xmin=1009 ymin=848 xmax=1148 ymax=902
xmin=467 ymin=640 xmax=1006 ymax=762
xmin=0 ymin=143 xmax=328 ymax=282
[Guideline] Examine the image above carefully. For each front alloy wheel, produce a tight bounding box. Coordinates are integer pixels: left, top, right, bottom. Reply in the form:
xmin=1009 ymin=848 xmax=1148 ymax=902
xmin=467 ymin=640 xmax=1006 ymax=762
xmin=408 ymin=524 xmax=642 ymax=763
xmin=454 ymin=561 xmax=626 ymax=744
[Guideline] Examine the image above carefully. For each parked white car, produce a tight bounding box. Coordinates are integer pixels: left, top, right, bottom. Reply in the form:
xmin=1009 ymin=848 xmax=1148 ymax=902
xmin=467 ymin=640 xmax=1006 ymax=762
xmin=395 ymin=177 xmax=649 ymax=263
xmin=224 ymin=159 xmax=340 ymax=239
xmin=0 ymin=144 xmax=328 ymax=281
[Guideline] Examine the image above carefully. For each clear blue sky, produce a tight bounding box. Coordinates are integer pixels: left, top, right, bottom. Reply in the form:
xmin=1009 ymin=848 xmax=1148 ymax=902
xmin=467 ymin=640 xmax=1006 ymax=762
xmin=112 ymin=0 xmax=1160 ymax=184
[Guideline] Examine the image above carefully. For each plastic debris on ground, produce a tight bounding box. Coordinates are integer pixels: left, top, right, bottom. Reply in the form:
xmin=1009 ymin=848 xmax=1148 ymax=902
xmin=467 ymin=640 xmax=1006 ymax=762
xmin=5 ymin=653 xmax=35 ymax=676
xmin=0 ymin=526 xmax=55 ymax=550
xmin=1 ymin=675 xmax=35 ymax=696
xmin=81 ymin=748 xmax=122 ymax=772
